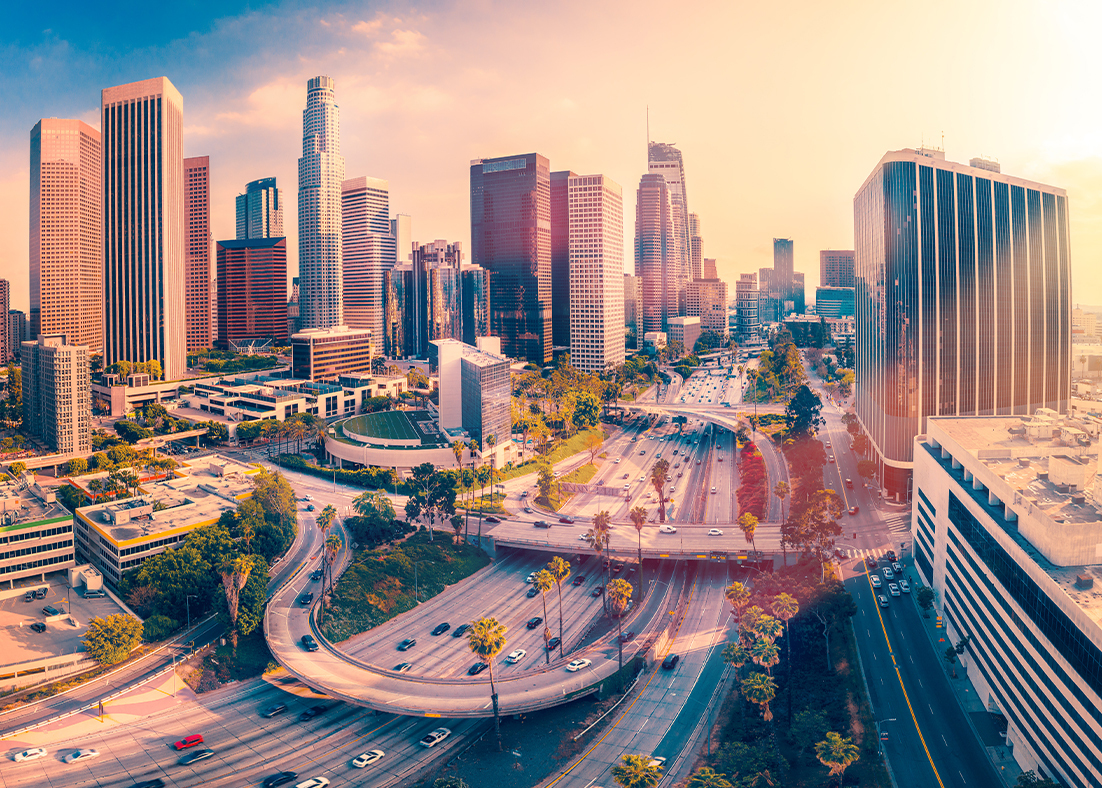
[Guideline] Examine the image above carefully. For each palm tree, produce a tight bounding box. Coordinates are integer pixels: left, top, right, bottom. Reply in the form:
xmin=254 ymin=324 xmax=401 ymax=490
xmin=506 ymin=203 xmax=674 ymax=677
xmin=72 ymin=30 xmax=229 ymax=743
xmin=534 ymin=569 xmax=555 ymax=664
xmin=741 ymin=671 xmax=776 ymax=721
xmin=688 ymin=767 xmax=734 ymax=788
xmin=607 ymin=578 xmax=633 ymax=669
xmin=753 ymin=613 xmax=784 ymax=644
xmin=737 ymin=512 xmax=758 ymax=560
xmin=648 ymin=459 xmax=671 ymax=522
xmin=611 ymin=753 xmax=663 ymax=788
xmin=87 ymin=478 xmax=105 ymax=502
xmin=475 ymin=465 xmax=491 ymax=541
xmin=220 ymin=555 xmax=255 ymax=654
xmin=629 ymin=505 xmax=647 ymax=598
xmin=771 ymin=592 xmax=799 ymax=724
xmin=722 ymin=641 xmax=751 ymax=722
xmin=773 ymin=480 xmax=789 ymax=564
xmin=815 ymin=732 xmax=860 ymax=788
xmin=547 ymin=556 xmax=571 ymax=660
xmin=466 ymin=617 xmax=508 ymax=751
xmin=316 ymin=505 xmax=337 ymax=607
xmin=486 ymin=433 xmax=497 ymax=511
xmin=725 ymin=582 xmax=751 ymax=630
xmin=451 ymin=439 xmax=466 ymax=470
xmin=750 ymin=639 xmax=780 ymax=676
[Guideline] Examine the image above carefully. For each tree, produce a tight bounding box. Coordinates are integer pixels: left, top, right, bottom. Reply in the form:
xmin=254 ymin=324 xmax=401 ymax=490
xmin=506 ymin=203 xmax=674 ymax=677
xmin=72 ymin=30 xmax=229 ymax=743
xmin=791 ymin=489 xmax=844 ymax=579
xmin=791 ymin=707 xmax=829 ymax=755
xmin=63 ymin=458 xmax=88 ymax=477
xmin=537 ymin=462 xmax=555 ymax=504
xmin=8 ymin=461 xmax=27 ymax=477
xmin=220 ymin=554 xmax=258 ymax=653
xmin=82 ymin=614 xmax=143 ymax=665
xmin=1015 ymin=771 xmax=1060 ymax=788
xmin=741 ymin=671 xmax=777 ymax=721
xmin=611 ymin=754 xmax=662 ymax=788
xmin=771 ymin=592 xmax=799 ymax=723
xmin=916 ymin=586 xmax=936 ymax=618
xmin=815 ymin=732 xmax=859 ymax=787
xmin=607 ymin=578 xmax=633 ymax=669
xmin=547 ymin=556 xmax=571 ymax=659
xmin=466 ymin=617 xmax=508 ymax=751
xmin=808 ymin=582 xmax=857 ymax=672
xmin=737 ymin=512 xmax=758 ymax=556
xmin=857 ymin=458 xmax=878 ymax=480
xmin=534 ymin=569 xmax=554 ymax=664
xmin=450 ymin=514 xmax=464 ymax=546
xmin=629 ymin=505 xmax=647 ymax=597
xmin=784 ymin=384 xmax=824 ymax=437
xmin=687 ymin=767 xmax=733 ymax=788
xmin=573 ymin=390 xmax=601 ymax=430
xmin=649 ymin=458 xmax=670 ymax=522
xmin=451 ymin=439 xmax=466 ymax=469
xmin=115 ymin=419 xmax=153 ymax=443
xmin=585 ymin=430 xmax=604 ymax=465
xmin=773 ymin=481 xmax=789 ymax=563
xmin=725 ymin=582 xmax=751 ymax=629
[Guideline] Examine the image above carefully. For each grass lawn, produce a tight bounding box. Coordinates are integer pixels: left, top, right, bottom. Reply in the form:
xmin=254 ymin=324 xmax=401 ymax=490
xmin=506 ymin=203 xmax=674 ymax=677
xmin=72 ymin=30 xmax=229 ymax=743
xmin=539 ymin=462 xmax=599 ymax=511
xmin=343 ymin=410 xmax=418 ymax=441
xmin=492 ymin=429 xmax=608 ymax=486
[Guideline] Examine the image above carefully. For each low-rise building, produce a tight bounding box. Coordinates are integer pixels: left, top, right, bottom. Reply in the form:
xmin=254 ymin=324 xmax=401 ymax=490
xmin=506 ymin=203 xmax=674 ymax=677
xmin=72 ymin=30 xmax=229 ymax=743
xmin=643 ymin=331 xmax=667 ymax=354
xmin=22 ymin=334 xmax=91 ymax=455
xmin=0 ymin=474 xmax=75 ymax=583
xmin=814 ymin=286 xmax=855 ymax=318
xmin=666 ymin=316 xmax=701 ymax=355
xmin=291 ymin=325 xmax=373 ymax=381
xmin=687 ymin=279 xmax=729 ymax=339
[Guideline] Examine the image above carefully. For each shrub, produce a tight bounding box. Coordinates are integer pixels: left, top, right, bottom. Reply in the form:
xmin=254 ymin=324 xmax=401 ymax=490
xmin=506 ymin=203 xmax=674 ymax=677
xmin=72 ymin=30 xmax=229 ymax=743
xmin=142 ymin=614 xmax=179 ymax=642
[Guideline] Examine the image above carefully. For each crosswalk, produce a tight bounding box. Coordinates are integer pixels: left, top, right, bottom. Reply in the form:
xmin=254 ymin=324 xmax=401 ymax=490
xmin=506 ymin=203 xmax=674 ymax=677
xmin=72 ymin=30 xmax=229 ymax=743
xmin=839 ymin=546 xmax=899 ymax=560
xmin=882 ymin=512 xmax=913 ymax=535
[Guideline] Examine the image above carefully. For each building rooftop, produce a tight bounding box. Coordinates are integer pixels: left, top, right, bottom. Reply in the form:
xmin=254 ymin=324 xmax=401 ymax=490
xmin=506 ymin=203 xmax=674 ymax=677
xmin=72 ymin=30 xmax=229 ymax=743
xmin=0 ymin=475 xmax=68 ymax=531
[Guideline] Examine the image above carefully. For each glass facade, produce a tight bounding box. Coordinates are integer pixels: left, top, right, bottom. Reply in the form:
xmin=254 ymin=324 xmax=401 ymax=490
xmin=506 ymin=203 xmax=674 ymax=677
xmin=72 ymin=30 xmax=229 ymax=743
xmin=460 ymin=352 xmax=510 ymax=447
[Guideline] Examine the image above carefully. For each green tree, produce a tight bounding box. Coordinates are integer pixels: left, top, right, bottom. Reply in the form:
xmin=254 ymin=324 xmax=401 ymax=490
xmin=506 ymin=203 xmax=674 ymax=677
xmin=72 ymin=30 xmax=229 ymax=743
xmin=82 ymin=614 xmax=143 ymax=665
xmin=585 ymin=430 xmax=604 ymax=465
xmin=814 ymin=732 xmax=860 ymax=787
xmin=1015 ymin=771 xmax=1060 ymax=788
xmin=466 ymin=617 xmax=508 ymax=751
xmin=572 ymin=390 xmax=601 ymax=430
xmin=607 ymin=577 xmax=633 ymax=669
xmin=8 ymin=461 xmax=27 ymax=477
xmin=534 ymin=569 xmax=555 ymax=664
xmin=63 ymin=458 xmax=88 ymax=477
xmin=115 ymin=419 xmax=153 ymax=443
xmin=916 ymin=586 xmax=936 ymax=618
xmin=537 ymin=462 xmax=554 ymax=504
xmin=687 ymin=767 xmax=734 ymax=788
xmin=742 ymin=671 xmax=777 ymax=721
xmin=725 ymin=582 xmax=751 ymax=630
xmin=791 ymin=707 xmax=829 ymax=755
xmin=220 ymin=554 xmax=260 ymax=653
xmin=771 ymin=592 xmax=799 ymax=723
xmin=611 ymin=754 xmax=663 ymax=788
xmin=629 ymin=505 xmax=648 ymax=597
xmin=808 ymin=582 xmax=857 ymax=672
xmin=547 ymin=556 xmax=571 ymax=659
xmin=737 ymin=512 xmax=758 ymax=556
xmin=649 ymin=458 xmax=670 ymax=522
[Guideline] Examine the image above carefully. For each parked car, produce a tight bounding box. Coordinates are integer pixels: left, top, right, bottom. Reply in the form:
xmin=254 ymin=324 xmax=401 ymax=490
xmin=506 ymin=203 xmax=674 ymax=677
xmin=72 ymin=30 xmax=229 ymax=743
xmin=35 ymin=588 xmax=47 ymax=599
xmin=172 ymin=734 xmax=204 ymax=751
xmin=260 ymin=703 xmax=287 ymax=718
xmin=467 ymin=662 xmax=488 ymax=675
xmin=29 ymin=622 xmax=46 ymax=633
xmin=23 ymin=590 xmax=34 ymax=602
xmin=397 ymin=638 xmax=416 ymax=651
xmin=83 ymin=589 xmax=106 ymax=599
xmin=298 ymin=705 xmax=327 ymax=721
xmin=352 ymin=750 xmax=385 ymax=768
xmin=431 ymin=622 xmax=451 ymax=636
xmin=526 ymin=616 xmax=543 ymax=629
xmin=566 ymin=658 xmax=592 ymax=672
xmin=14 ymin=747 xmax=47 ymax=762
xmin=661 ymin=654 xmax=680 ymax=670
xmin=179 ymin=748 xmax=215 ymax=765
xmin=504 ymin=649 xmax=527 ymax=664
xmin=300 ymin=634 xmax=319 ymax=652
xmin=419 ymin=727 xmax=452 ymax=747
xmin=263 ymin=772 xmax=298 ymax=788
xmin=41 ymin=605 xmax=62 ymax=616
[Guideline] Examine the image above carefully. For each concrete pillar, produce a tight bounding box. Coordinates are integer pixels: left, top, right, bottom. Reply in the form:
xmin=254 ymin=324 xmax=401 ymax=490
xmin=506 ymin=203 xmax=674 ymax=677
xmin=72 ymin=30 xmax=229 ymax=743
xmin=988 ymin=491 xmax=1000 ymax=507
xmin=972 ymin=477 xmax=983 ymax=492
xmin=951 ymin=457 xmax=962 ymax=470
xmin=1004 ymin=505 xmax=1017 ymax=522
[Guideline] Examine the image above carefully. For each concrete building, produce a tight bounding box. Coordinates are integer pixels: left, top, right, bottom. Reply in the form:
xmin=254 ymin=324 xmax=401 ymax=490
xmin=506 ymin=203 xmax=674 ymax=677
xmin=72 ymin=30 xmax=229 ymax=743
xmin=1072 ymin=307 xmax=1098 ymax=339
xmin=184 ymin=156 xmax=212 ymax=351
xmin=624 ymin=274 xmax=642 ymax=351
xmin=636 ymin=173 xmax=680 ymax=335
xmin=216 ymin=237 xmax=289 ymax=350
xmin=102 ymin=77 xmax=186 ymax=381
xmin=21 ymin=335 xmax=91 ymax=456
xmin=667 ymin=316 xmax=701 ymax=355
xmin=8 ymin=311 xmax=28 ymax=363
xmin=0 ymin=474 xmax=74 ymax=584
xmin=0 ymin=280 xmax=8 ymax=362
xmin=470 ymin=153 xmax=552 ymax=363
xmin=568 ymin=174 xmax=625 ymax=373
xmin=291 ymin=326 xmax=372 ymax=381
xmin=735 ymin=273 xmax=760 ymax=345
xmin=431 ymin=338 xmax=510 ymax=458
xmin=298 ymin=76 xmax=346 ymax=330
xmin=703 ymin=257 xmax=718 ymax=280
xmin=688 ymin=213 xmax=703 ymax=282
xmin=550 ymin=169 xmax=577 ymax=349
xmin=820 ymin=249 xmax=855 ymax=288
xmin=342 ymin=176 xmax=395 ymax=342
xmin=687 ymin=278 xmax=729 ymax=339
xmin=643 ymin=331 xmax=667 ymax=353
xmin=815 ymin=286 xmax=855 ymax=318
xmin=914 ymin=415 xmax=1102 ymax=787
xmin=648 ymin=142 xmax=690 ymax=301
xmin=236 ymin=177 xmax=284 ymax=240
xmin=855 ymin=148 xmax=1071 ymax=500
xmin=29 ymin=119 xmax=102 ymax=351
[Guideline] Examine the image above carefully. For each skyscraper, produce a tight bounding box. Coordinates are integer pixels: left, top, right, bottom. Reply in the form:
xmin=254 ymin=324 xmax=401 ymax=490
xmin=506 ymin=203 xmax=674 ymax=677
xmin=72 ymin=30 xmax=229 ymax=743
xmin=793 ymin=271 xmax=806 ymax=315
xmin=8 ymin=311 xmax=27 ymax=362
xmin=21 ymin=334 xmax=90 ymax=455
xmin=649 ymin=141 xmax=690 ymax=300
xmin=855 ymin=148 xmax=1071 ymax=499
xmin=736 ymin=273 xmax=760 ymax=345
xmin=184 ymin=156 xmax=212 ymax=351
xmin=550 ymin=169 xmax=577 ymax=349
xmin=0 ymin=280 xmax=9 ymax=362
xmin=29 ymin=118 xmax=102 ymax=351
xmin=688 ymin=212 xmax=703 ymax=282
xmin=687 ymin=278 xmax=729 ymax=338
xmin=773 ymin=238 xmax=794 ymax=315
xmin=236 ymin=177 xmax=284 ymax=240
xmin=298 ymin=76 xmax=345 ymax=330
xmin=568 ymin=174 xmax=625 ymax=373
xmin=342 ymin=176 xmax=395 ymax=341
xmin=703 ymin=257 xmax=718 ymax=280
xmin=460 ymin=264 xmax=492 ymax=347
xmin=102 ymin=77 xmax=186 ymax=380
xmin=635 ymin=173 xmax=678 ymax=334
xmin=820 ymin=249 xmax=855 ymax=288
xmin=470 ymin=153 xmax=552 ymax=363
xmin=216 ymin=237 xmax=289 ymax=350
xmin=624 ymin=274 xmax=642 ymax=350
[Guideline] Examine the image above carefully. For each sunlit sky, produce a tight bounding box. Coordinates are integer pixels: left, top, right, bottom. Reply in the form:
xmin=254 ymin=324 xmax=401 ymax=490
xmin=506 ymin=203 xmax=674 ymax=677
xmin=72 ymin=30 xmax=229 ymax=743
xmin=4 ymin=0 xmax=1102 ymax=313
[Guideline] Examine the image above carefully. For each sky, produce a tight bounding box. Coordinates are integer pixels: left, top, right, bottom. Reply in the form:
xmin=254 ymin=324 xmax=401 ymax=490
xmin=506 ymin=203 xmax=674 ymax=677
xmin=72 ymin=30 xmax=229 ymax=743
xmin=4 ymin=0 xmax=1102 ymax=313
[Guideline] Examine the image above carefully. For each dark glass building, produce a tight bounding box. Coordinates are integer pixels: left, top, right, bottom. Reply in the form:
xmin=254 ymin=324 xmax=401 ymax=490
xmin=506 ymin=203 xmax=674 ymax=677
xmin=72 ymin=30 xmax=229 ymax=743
xmin=215 ymin=237 xmax=289 ymax=349
xmin=854 ymin=148 xmax=1071 ymax=500
xmin=550 ymin=170 xmax=576 ymax=349
xmin=470 ymin=153 xmax=552 ymax=363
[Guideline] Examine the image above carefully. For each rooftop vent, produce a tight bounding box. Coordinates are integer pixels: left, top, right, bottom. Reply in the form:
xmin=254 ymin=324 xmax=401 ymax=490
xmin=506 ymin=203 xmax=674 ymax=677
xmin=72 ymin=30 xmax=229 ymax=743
xmin=1075 ymin=574 xmax=1095 ymax=590
xmin=1072 ymin=494 xmax=1087 ymax=505
xmin=1018 ymin=458 xmax=1031 ymax=468
xmin=1037 ymin=472 xmax=1049 ymax=482
xmin=1008 ymin=426 xmax=1026 ymax=436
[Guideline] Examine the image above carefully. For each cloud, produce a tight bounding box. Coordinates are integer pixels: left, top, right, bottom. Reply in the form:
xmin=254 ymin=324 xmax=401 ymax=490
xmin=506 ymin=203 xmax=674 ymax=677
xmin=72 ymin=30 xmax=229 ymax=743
xmin=351 ymin=18 xmax=384 ymax=36
xmin=376 ymin=29 xmax=426 ymax=57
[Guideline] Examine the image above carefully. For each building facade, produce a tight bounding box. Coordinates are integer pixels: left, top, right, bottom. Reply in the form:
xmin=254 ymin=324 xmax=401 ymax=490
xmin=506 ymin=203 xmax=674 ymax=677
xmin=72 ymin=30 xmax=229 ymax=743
xmin=29 ymin=119 xmax=102 ymax=351
xmin=820 ymin=249 xmax=855 ymax=288
xmin=8 ymin=311 xmax=28 ymax=362
xmin=568 ymin=174 xmax=625 ymax=373
xmin=636 ymin=173 xmax=679 ymax=335
xmin=0 ymin=280 xmax=8 ymax=362
xmin=703 ymin=257 xmax=718 ymax=280
xmin=102 ymin=77 xmax=186 ymax=381
xmin=21 ymin=334 xmax=91 ymax=455
xmin=432 ymin=338 xmax=510 ymax=453
xmin=550 ymin=169 xmax=577 ymax=349
xmin=688 ymin=213 xmax=703 ymax=282
xmin=236 ymin=177 xmax=284 ymax=240
xmin=624 ymin=274 xmax=642 ymax=351
xmin=687 ymin=278 xmax=729 ymax=338
xmin=648 ymin=142 xmax=690 ymax=300
xmin=667 ymin=316 xmax=701 ymax=355
xmin=0 ymin=477 xmax=74 ymax=584
xmin=855 ymin=148 xmax=1071 ymax=500
xmin=342 ymin=176 xmax=395 ymax=342
xmin=298 ymin=76 xmax=346 ymax=330
xmin=184 ymin=156 xmax=212 ymax=351
xmin=735 ymin=273 xmax=760 ymax=345
xmin=815 ymin=286 xmax=855 ymax=318
xmin=773 ymin=238 xmax=795 ymax=316
xmin=470 ymin=153 xmax=552 ymax=363
xmin=291 ymin=326 xmax=372 ymax=381
xmin=216 ymin=237 xmax=289 ymax=350
xmin=461 ymin=265 xmax=492 ymax=347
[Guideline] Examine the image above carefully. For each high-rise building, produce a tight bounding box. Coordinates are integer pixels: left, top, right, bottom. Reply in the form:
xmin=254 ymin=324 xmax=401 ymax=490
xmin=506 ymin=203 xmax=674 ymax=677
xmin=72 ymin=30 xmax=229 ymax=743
xmin=235 ymin=177 xmax=284 ymax=240
xmin=550 ymin=170 xmax=577 ymax=349
xmin=687 ymin=278 xmax=729 ymax=338
xmin=287 ymin=277 xmax=301 ymax=337
xmin=649 ymin=142 xmax=690 ymax=298
xmin=703 ymin=257 xmax=718 ymax=280
xmin=773 ymin=238 xmax=794 ymax=316
xmin=814 ymin=286 xmax=855 ymax=318
xmin=624 ymin=274 xmax=642 ymax=350
xmin=342 ymin=176 xmax=395 ymax=342
xmin=216 ymin=237 xmax=289 ymax=350
xmin=635 ymin=173 xmax=679 ymax=334
xmin=184 ymin=156 xmax=212 ymax=351
xmin=298 ymin=76 xmax=346 ymax=330
xmin=793 ymin=271 xmax=806 ymax=315
xmin=820 ymin=249 xmax=855 ymax=288
xmin=688 ymin=213 xmax=703 ymax=282
xmin=21 ymin=334 xmax=90 ymax=455
xmin=0 ymin=281 xmax=9 ymax=362
xmin=29 ymin=118 xmax=102 ymax=351
xmin=391 ymin=214 xmax=412 ymax=266
xmin=8 ymin=311 xmax=27 ymax=362
xmin=568 ymin=174 xmax=625 ymax=373
xmin=102 ymin=77 xmax=186 ymax=381
xmin=383 ymin=241 xmax=464 ymax=359
xmin=470 ymin=153 xmax=552 ymax=363
xmin=1072 ymin=306 xmax=1098 ymax=339
xmin=855 ymin=148 xmax=1071 ymax=500
xmin=460 ymin=264 xmax=492 ymax=347
xmin=735 ymin=273 xmax=760 ymax=345
xmin=432 ymin=338 xmax=511 ymax=455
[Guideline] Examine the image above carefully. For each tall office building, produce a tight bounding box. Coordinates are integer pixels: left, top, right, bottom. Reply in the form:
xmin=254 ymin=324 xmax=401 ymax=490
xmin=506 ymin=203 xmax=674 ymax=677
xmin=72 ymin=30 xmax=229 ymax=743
xmin=392 ymin=214 xmax=412 ymax=266
xmin=470 ymin=153 xmax=552 ymax=363
xmin=735 ymin=273 xmax=760 ymax=345
xmin=102 ymin=77 xmax=186 ymax=381
xmin=216 ymin=237 xmax=289 ymax=350
xmin=649 ymin=142 xmax=690 ymax=298
xmin=550 ymin=169 xmax=577 ymax=348
xmin=624 ymin=274 xmax=642 ymax=350
xmin=855 ymin=148 xmax=1071 ymax=499
xmin=298 ymin=76 xmax=345 ymax=330
xmin=773 ymin=238 xmax=795 ymax=316
xmin=342 ymin=176 xmax=395 ymax=341
xmin=757 ymin=267 xmax=779 ymax=323
xmin=461 ymin=264 xmax=492 ymax=347
xmin=29 ymin=119 xmax=102 ymax=351
xmin=688 ymin=213 xmax=703 ymax=282
xmin=635 ymin=173 xmax=679 ymax=334
xmin=703 ymin=257 xmax=718 ymax=280
xmin=184 ymin=156 xmax=212 ymax=351
xmin=8 ymin=311 xmax=27 ymax=362
xmin=384 ymin=241 xmax=463 ymax=359
xmin=568 ymin=174 xmax=625 ymax=373
xmin=21 ymin=334 xmax=91 ymax=455
xmin=235 ymin=177 xmax=284 ymax=240
xmin=820 ymin=249 xmax=855 ymax=288
xmin=0 ymin=281 xmax=8 ymax=362
xmin=793 ymin=271 xmax=805 ymax=315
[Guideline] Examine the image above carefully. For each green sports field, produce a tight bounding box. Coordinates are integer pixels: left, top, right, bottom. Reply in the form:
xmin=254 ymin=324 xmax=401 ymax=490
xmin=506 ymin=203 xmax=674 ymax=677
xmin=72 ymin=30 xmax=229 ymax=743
xmin=344 ymin=410 xmax=419 ymax=441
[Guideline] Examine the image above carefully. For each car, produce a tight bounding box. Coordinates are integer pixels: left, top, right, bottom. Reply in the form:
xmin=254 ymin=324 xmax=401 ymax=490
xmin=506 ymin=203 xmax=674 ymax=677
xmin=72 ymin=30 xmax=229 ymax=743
xmin=889 ymin=583 xmax=901 ymax=597
xmin=42 ymin=605 xmax=62 ymax=616
xmin=14 ymin=747 xmax=47 ymax=762
xmin=717 ymin=457 xmax=723 ymax=462
xmin=870 ymin=575 xmax=882 ymax=588
xmin=468 ymin=662 xmax=488 ymax=675
xmin=885 ymin=549 xmax=898 ymax=561
xmin=900 ymin=579 xmax=911 ymax=593
xmin=613 ymin=563 xmax=624 ymax=573
xmin=310 ymin=569 xmax=323 ymax=581
xmin=567 ymin=658 xmax=592 ymax=672
xmin=677 ymin=472 xmax=683 ymax=478
xmin=849 ymin=505 xmax=859 ymax=515
xmin=592 ymin=585 xmax=604 ymax=597
xmin=263 ymin=772 xmax=298 ymax=788
xmin=647 ymin=756 xmax=668 ymax=768
xmin=710 ymin=486 xmax=717 ymax=494
xmin=546 ymin=636 xmax=562 ymax=650
xmin=828 ymin=456 xmax=835 ymax=463
xmin=299 ymin=704 xmax=327 ymax=721
xmin=559 ymin=516 xmax=574 ymax=524
xmin=83 ymin=589 xmax=106 ymax=599
xmin=260 ymin=703 xmax=287 ymax=718
xmin=452 ymin=623 xmax=471 ymax=638
xmin=29 ymin=621 xmax=47 ymax=633
xmin=892 ymin=562 xmax=903 ymax=574
xmin=133 ymin=780 xmax=167 ymax=788
xmin=306 ymin=504 xmax=315 ymax=512
xmin=533 ymin=520 xmax=552 ymax=528
xmin=527 ymin=586 xmax=540 ymax=598
xmin=352 ymin=750 xmax=385 ymax=768
xmin=173 ymin=734 xmax=205 ymax=750
xmin=300 ymin=634 xmax=319 ymax=652
xmin=639 ymin=475 xmax=646 ymax=481
xmin=708 ymin=528 xmax=723 ymax=536
xmin=293 ymin=780 xmax=329 ymax=788
xmin=23 ymin=590 xmax=34 ymax=602
xmin=431 ymin=622 xmax=451 ymax=636
xmin=420 ymin=727 xmax=453 ymax=747
xmin=878 ymin=594 xmax=889 ymax=608
xmin=393 ymin=662 xmax=412 ymax=672
xmin=623 ymin=473 xmax=630 ymax=479
xmin=659 ymin=524 xmax=677 ymax=534
xmin=179 ymin=748 xmax=215 ymax=765
xmin=572 ymin=574 xmax=586 ymax=586
xmin=865 ymin=556 xmax=878 ymax=569
xmin=523 ymin=507 xmax=534 ymax=514
xmin=661 ymin=654 xmax=680 ymax=670
xmin=526 ymin=616 xmax=543 ymax=629
xmin=504 ymin=649 xmax=527 ymax=664
xmin=579 ymin=533 xmax=591 ymax=541
xmin=845 ymin=478 xmax=853 ymax=488
xmin=397 ymin=638 xmax=416 ymax=651
xmin=882 ymin=568 xmax=894 ymax=580
xmin=521 ymin=490 xmax=529 ymax=498
xmin=298 ymin=592 xmax=314 ymax=605
xmin=623 ymin=483 xmax=631 ymax=491
xmin=640 ymin=450 xmax=646 ymax=455
xmin=304 ymin=494 xmax=312 ymax=501
xmin=614 ymin=457 xmax=621 ymax=463
xmin=64 ymin=748 xmax=100 ymax=764
xmin=620 ymin=631 xmax=636 ymax=643
xmin=485 ymin=516 xmax=502 ymax=524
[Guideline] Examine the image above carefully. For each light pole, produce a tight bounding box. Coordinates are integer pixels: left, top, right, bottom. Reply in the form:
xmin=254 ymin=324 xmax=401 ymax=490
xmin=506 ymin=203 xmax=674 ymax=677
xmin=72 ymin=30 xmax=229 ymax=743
xmin=875 ymin=718 xmax=896 ymax=756
xmin=186 ymin=594 xmax=197 ymax=631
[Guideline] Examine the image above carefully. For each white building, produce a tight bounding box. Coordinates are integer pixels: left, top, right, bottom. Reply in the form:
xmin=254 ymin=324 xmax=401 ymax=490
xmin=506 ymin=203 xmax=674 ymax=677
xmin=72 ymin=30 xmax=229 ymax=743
xmin=22 ymin=335 xmax=91 ymax=455
xmin=431 ymin=338 xmax=511 ymax=463
xmin=342 ymin=176 xmax=396 ymax=343
xmin=914 ymin=414 xmax=1102 ymax=786
xmin=735 ymin=273 xmax=760 ymax=345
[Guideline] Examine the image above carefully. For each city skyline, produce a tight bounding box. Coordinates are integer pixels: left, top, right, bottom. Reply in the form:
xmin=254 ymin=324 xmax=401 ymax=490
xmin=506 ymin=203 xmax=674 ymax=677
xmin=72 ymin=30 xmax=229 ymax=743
xmin=3 ymin=1 xmax=1102 ymax=316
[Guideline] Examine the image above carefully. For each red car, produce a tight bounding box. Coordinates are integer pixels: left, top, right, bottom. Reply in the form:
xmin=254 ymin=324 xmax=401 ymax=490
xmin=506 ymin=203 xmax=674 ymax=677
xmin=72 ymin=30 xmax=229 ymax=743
xmin=173 ymin=734 xmax=204 ymax=751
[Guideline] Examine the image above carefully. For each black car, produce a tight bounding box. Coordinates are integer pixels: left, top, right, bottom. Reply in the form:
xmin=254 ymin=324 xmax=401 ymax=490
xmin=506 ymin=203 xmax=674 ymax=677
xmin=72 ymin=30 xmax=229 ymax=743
xmin=545 ymin=636 xmax=561 ymax=650
xmin=572 ymin=575 xmax=586 ymax=586
xmin=300 ymin=634 xmax=319 ymax=652
xmin=30 ymin=622 xmax=47 ymax=633
xmin=179 ymin=748 xmax=215 ymax=765
xmin=310 ymin=569 xmax=323 ymax=581
xmin=526 ymin=616 xmax=543 ymax=630
xmin=591 ymin=586 xmax=604 ymax=597
xmin=431 ymin=622 xmax=451 ymax=636
xmin=260 ymin=703 xmax=287 ymax=718
xmin=298 ymin=592 xmax=314 ymax=606
xmin=263 ymin=772 xmax=298 ymax=788
xmin=613 ymin=564 xmax=624 ymax=574
xmin=885 ymin=550 xmax=898 ymax=562
xmin=620 ymin=631 xmax=636 ymax=643
xmin=485 ymin=516 xmax=502 ymax=524
xmin=467 ymin=662 xmax=488 ymax=675
xmin=452 ymin=623 xmax=471 ymax=638
xmin=41 ymin=605 xmax=62 ymax=616
xmin=393 ymin=662 xmax=412 ymax=673
xmin=662 ymin=654 xmax=680 ymax=670
xmin=397 ymin=638 xmax=416 ymax=651
xmin=23 ymin=590 xmax=34 ymax=602
xmin=35 ymin=588 xmax=47 ymax=599
xmin=526 ymin=587 xmax=540 ymax=598
xmin=298 ymin=704 xmax=327 ymax=721
xmin=558 ymin=516 xmax=574 ymax=524
xmin=533 ymin=520 xmax=552 ymax=528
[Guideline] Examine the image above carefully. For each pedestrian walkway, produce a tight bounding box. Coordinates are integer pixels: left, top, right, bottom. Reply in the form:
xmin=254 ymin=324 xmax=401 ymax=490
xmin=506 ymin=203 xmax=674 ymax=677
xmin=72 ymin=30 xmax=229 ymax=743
xmin=881 ymin=512 xmax=912 ymax=536
xmin=838 ymin=546 xmax=896 ymax=560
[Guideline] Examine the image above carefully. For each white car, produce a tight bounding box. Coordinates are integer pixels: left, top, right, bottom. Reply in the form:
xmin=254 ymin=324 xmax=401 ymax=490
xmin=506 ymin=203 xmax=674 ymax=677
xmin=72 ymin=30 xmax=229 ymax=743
xmin=419 ymin=727 xmax=452 ymax=747
xmin=526 ymin=573 xmax=537 ymax=583
xmin=710 ymin=486 xmax=717 ymax=494
xmin=647 ymin=756 xmax=668 ymax=768
xmin=567 ymin=658 xmax=592 ymax=672
xmin=708 ymin=528 xmax=723 ymax=536
xmin=889 ymin=583 xmax=901 ymax=597
xmin=504 ymin=649 xmax=527 ymax=664
xmin=614 ymin=458 xmax=621 ymax=463
xmin=659 ymin=525 xmax=677 ymax=534
xmin=882 ymin=568 xmax=895 ymax=580
xmin=14 ymin=748 xmax=47 ymax=762
xmin=64 ymin=748 xmax=100 ymax=764
xmin=578 ymin=534 xmax=590 ymax=541
xmin=899 ymin=579 xmax=912 ymax=593
xmin=352 ymin=749 xmax=385 ymax=767
xmin=295 ymin=780 xmax=330 ymax=788
xmin=870 ymin=575 xmax=882 ymax=588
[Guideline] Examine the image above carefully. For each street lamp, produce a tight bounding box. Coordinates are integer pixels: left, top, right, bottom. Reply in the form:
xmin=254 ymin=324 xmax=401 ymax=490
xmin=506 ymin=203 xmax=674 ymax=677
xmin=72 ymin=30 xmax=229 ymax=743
xmin=875 ymin=718 xmax=896 ymax=756
xmin=186 ymin=594 xmax=198 ymax=631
